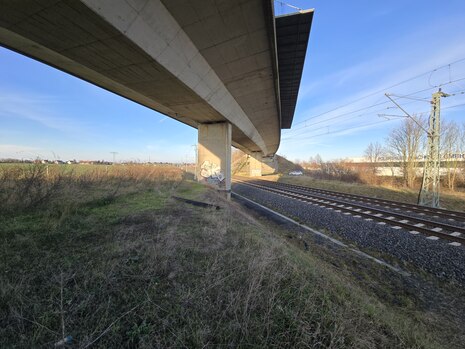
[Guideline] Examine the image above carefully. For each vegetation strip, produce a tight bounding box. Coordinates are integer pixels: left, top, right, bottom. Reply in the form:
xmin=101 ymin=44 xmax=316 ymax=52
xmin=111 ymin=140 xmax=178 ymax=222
xmin=235 ymin=179 xmax=465 ymax=244
xmin=1 ymin=164 xmax=462 ymax=347
xmin=172 ymin=196 xmax=221 ymax=209
xmin=233 ymin=192 xmax=410 ymax=276
xmin=264 ymin=179 xmax=465 ymax=221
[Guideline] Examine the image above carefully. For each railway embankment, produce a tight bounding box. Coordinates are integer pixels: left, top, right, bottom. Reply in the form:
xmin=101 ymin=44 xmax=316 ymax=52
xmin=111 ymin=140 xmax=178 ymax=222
xmin=1 ymin=164 xmax=464 ymax=347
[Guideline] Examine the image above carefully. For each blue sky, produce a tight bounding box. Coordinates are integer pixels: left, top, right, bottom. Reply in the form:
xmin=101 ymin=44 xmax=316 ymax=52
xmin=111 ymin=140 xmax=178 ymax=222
xmin=1 ymin=0 xmax=465 ymax=162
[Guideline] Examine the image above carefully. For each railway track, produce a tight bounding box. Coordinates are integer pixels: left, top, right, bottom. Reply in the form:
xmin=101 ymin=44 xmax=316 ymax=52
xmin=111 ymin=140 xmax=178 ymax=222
xmin=233 ymin=178 xmax=465 ymax=246
xmin=261 ymin=180 xmax=465 ymax=222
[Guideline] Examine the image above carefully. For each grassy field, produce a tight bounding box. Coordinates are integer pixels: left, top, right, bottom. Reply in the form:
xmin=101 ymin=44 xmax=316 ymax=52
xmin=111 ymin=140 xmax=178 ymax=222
xmin=1 ymin=164 xmax=463 ymax=347
xmin=271 ymin=174 xmax=465 ymax=212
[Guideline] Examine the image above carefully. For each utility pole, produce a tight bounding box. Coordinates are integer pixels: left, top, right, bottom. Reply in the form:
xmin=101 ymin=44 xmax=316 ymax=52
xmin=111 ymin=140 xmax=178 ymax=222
xmin=110 ymin=151 xmax=118 ymax=165
xmin=192 ymin=144 xmax=197 ymax=180
xmin=418 ymin=89 xmax=449 ymax=207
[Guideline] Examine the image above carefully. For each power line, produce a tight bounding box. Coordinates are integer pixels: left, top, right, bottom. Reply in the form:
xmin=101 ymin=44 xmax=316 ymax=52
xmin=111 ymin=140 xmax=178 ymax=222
xmin=289 ymin=87 xmax=433 ymax=133
xmin=281 ymin=59 xmax=465 ymax=142
xmin=292 ymin=57 xmax=465 ymax=128
xmin=274 ymin=0 xmax=303 ymax=12
xmin=284 ymin=101 xmax=465 ymax=143
xmin=282 ymin=119 xmax=394 ymax=143
xmin=387 ymin=94 xmax=430 ymax=102
xmin=282 ymin=102 xmax=402 ymax=140
xmin=442 ymin=102 xmax=465 ymax=110
xmin=285 ymin=77 xmax=465 ymax=137
xmin=286 ymin=87 xmax=432 ymax=136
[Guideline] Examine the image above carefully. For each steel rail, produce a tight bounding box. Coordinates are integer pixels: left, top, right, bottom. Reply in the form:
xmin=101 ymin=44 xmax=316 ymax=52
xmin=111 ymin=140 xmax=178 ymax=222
xmin=233 ymin=179 xmax=465 ymax=244
xmin=239 ymin=178 xmax=465 ymax=222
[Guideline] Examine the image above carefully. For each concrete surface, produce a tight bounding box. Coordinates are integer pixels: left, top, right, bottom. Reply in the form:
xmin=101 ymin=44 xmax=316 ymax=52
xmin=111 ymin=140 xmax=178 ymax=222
xmin=0 ymin=0 xmax=287 ymax=155
xmin=0 ymin=1 xmax=312 ymax=176
xmin=198 ymin=122 xmax=232 ymax=191
xmin=249 ymin=153 xmax=263 ymax=177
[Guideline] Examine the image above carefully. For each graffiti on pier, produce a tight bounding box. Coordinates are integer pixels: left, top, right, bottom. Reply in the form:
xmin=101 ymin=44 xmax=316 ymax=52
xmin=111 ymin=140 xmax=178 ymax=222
xmin=200 ymin=160 xmax=224 ymax=185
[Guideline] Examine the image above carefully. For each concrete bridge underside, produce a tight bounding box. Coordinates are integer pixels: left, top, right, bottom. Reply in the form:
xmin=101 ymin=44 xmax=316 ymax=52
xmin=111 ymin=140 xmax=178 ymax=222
xmin=0 ymin=0 xmax=312 ymax=192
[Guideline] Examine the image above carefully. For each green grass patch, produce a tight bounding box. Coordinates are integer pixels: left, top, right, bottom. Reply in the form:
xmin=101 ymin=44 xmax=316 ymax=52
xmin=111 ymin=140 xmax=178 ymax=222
xmin=1 ymin=166 xmax=462 ymax=347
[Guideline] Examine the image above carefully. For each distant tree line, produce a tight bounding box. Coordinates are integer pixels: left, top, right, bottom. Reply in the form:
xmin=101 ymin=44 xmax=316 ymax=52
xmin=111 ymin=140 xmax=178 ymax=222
xmin=365 ymin=117 xmax=465 ymax=190
xmin=296 ymin=117 xmax=465 ymax=191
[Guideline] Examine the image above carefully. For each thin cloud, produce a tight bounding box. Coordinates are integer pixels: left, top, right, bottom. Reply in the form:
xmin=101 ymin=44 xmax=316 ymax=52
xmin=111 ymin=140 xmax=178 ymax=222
xmin=0 ymin=144 xmax=42 ymax=158
xmin=289 ymin=37 xmax=465 ymax=142
xmin=0 ymin=89 xmax=86 ymax=133
xmin=296 ymin=14 xmax=465 ymax=118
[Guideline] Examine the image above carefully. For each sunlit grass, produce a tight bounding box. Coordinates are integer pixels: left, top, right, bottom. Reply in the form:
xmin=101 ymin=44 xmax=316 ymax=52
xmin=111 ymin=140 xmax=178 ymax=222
xmin=0 ymin=164 xmax=460 ymax=347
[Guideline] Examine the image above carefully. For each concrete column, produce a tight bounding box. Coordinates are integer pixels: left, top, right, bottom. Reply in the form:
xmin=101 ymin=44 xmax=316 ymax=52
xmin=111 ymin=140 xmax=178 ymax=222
xmin=262 ymin=155 xmax=278 ymax=175
xmin=197 ymin=122 xmax=232 ymax=194
xmin=248 ymin=153 xmax=277 ymax=176
xmin=249 ymin=152 xmax=262 ymax=176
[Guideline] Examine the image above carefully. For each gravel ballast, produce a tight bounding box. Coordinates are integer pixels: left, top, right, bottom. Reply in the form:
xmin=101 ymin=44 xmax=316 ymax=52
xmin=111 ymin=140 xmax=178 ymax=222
xmin=262 ymin=181 xmax=465 ymax=229
xmin=233 ymin=182 xmax=465 ymax=284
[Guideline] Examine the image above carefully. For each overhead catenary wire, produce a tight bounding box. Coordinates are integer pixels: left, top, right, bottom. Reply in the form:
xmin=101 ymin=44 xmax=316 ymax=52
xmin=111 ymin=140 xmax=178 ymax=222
xmin=386 ymin=94 xmax=431 ymax=102
xmin=282 ymin=101 xmax=465 ymax=143
xmin=284 ymin=77 xmax=465 ymax=140
xmin=292 ymin=57 xmax=465 ymax=128
xmin=284 ymin=81 xmax=460 ymax=139
xmin=282 ymin=119 xmax=395 ymax=143
xmin=295 ymin=76 xmax=465 ymax=130
xmin=285 ymin=93 xmax=423 ymax=136
xmin=274 ymin=0 xmax=303 ymax=12
xmin=280 ymin=57 xmax=465 ymax=145
xmin=282 ymin=102 xmax=406 ymax=140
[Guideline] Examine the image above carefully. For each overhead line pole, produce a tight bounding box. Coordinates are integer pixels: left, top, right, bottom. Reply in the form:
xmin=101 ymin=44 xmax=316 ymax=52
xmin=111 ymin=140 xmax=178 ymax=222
xmin=384 ymin=94 xmax=429 ymax=133
xmin=385 ymin=90 xmax=449 ymax=208
xmin=418 ymin=89 xmax=449 ymax=208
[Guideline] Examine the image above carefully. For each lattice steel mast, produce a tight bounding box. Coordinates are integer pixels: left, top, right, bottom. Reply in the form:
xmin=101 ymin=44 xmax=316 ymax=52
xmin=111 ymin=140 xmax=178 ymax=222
xmin=418 ymin=89 xmax=449 ymax=207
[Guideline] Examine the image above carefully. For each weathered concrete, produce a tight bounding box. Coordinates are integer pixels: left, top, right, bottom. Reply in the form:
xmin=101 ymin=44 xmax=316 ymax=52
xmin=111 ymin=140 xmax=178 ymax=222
xmin=198 ymin=123 xmax=232 ymax=193
xmin=249 ymin=153 xmax=263 ymax=177
xmin=0 ymin=0 xmax=285 ymax=155
xmin=261 ymin=155 xmax=278 ymax=175
xmin=0 ymin=1 xmax=312 ymax=165
xmin=248 ymin=153 xmax=277 ymax=176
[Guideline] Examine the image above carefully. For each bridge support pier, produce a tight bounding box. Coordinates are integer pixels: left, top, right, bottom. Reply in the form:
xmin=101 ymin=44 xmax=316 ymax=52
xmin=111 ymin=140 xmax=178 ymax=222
xmin=249 ymin=153 xmax=263 ymax=177
xmin=262 ymin=156 xmax=278 ymax=175
xmin=197 ymin=122 xmax=231 ymax=197
xmin=248 ymin=153 xmax=278 ymax=176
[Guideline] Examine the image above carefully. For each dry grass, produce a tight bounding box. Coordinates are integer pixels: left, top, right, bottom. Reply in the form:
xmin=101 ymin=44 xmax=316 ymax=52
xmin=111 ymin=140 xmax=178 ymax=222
xmin=0 ymin=164 xmax=455 ymax=347
xmin=268 ymin=174 xmax=465 ymax=212
xmin=0 ymin=163 xmax=184 ymax=214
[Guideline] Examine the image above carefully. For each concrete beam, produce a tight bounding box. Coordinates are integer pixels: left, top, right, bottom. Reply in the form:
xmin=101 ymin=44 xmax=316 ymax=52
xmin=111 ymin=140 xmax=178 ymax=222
xmin=198 ymin=122 xmax=232 ymax=195
xmin=0 ymin=1 xmax=313 ymax=157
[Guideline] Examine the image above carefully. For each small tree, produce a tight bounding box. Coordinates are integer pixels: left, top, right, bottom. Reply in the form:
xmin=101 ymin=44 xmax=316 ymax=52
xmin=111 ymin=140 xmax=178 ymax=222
xmin=364 ymin=142 xmax=385 ymax=179
xmin=459 ymin=123 xmax=465 ymax=188
xmin=441 ymin=121 xmax=462 ymax=190
xmin=386 ymin=116 xmax=425 ymax=188
xmin=364 ymin=142 xmax=384 ymax=163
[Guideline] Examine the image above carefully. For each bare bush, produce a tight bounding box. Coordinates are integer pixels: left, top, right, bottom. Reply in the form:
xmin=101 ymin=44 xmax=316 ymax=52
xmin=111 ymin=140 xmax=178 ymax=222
xmin=0 ymin=164 xmax=184 ymax=215
xmin=364 ymin=142 xmax=385 ymax=164
xmin=311 ymin=159 xmax=361 ymax=183
xmin=0 ymin=164 xmax=64 ymax=212
xmin=386 ymin=116 xmax=426 ymax=188
xmin=362 ymin=142 xmax=386 ymax=184
xmin=442 ymin=121 xmax=465 ymax=190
